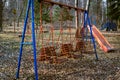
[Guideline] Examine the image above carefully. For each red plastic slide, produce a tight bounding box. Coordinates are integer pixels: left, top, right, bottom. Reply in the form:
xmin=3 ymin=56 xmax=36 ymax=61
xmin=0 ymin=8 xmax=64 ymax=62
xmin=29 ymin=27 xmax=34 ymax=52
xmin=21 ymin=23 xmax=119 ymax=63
xmin=88 ymin=25 xmax=114 ymax=52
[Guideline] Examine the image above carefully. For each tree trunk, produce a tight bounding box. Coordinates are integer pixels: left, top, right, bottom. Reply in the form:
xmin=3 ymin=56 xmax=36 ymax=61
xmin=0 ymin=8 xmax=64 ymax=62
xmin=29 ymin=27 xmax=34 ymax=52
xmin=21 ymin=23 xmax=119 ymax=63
xmin=0 ymin=1 xmax=3 ymax=32
xmin=75 ymin=0 xmax=79 ymax=29
xmin=118 ymin=20 xmax=120 ymax=28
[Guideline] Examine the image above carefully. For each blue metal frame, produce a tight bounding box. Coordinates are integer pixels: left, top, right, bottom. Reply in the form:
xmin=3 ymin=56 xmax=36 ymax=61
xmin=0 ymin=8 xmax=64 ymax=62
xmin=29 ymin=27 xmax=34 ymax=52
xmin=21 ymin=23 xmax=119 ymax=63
xmin=16 ymin=0 xmax=98 ymax=79
xmin=83 ymin=11 xmax=98 ymax=60
xmin=16 ymin=0 xmax=38 ymax=80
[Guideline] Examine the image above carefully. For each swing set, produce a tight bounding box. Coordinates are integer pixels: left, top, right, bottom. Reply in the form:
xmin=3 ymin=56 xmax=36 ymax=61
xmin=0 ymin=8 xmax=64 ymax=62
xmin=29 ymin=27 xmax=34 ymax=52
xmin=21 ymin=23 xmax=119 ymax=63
xmin=16 ymin=0 xmax=98 ymax=80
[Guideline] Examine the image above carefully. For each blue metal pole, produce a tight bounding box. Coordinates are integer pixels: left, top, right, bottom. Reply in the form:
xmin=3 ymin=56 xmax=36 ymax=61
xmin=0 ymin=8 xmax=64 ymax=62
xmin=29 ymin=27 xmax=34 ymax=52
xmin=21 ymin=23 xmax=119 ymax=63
xmin=31 ymin=0 xmax=38 ymax=80
xmin=83 ymin=11 xmax=88 ymax=41
xmin=85 ymin=26 xmax=88 ymax=42
xmin=83 ymin=12 xmax=87 ymax=29
xmin=86 ymin=11 xmax=98 ymax=60
xmin=81 ymin=11 xmax=87 ymax=39
xmin=16 ymin=0 xmax=31 ymax=78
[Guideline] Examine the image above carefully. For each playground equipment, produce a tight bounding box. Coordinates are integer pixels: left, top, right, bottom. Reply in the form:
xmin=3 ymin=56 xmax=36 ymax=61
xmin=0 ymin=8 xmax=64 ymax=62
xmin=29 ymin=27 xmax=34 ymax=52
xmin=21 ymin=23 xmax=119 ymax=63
xmin=16 ymin=0 xmax=99 ymax=80
xmin=101 ymin=21 xmax=117 ymax=31
xmin=88 ymin=25 xmax=114 ymax=52
xmin=38 ymin=4 xmax=84 ymax=62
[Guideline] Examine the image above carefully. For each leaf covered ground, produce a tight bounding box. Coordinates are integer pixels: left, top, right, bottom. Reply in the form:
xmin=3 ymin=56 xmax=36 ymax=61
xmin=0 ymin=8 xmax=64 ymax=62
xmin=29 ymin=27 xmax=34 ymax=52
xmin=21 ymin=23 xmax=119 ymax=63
xmin=0 ymin=30 xmax=120 ymax=80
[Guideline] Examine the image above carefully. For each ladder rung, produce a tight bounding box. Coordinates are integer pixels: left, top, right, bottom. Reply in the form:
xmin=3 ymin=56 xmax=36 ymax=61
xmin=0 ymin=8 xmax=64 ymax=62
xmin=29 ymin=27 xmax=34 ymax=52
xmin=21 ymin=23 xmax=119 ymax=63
xmin=21 ymin=42 xmax=33 ymax=45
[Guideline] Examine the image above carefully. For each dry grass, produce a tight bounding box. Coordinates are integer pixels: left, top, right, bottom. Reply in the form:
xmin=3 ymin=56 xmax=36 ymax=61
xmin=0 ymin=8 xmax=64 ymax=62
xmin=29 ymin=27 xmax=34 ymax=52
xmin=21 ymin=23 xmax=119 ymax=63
xmin=0 ymin=28 xmax=120 ymax=80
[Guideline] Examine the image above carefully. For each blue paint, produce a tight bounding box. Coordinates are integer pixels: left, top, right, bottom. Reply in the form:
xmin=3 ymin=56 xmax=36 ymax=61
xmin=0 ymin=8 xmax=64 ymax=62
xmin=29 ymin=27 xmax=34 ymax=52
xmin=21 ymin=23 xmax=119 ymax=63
xmin=101 ymin=21 xmax=117 ymax=31
xmin=16 ymin=0 xmax=38 ymax=80
xmin=16 ymin=0 xmax=31 ymax=78
xmin=83 ymin=11 xmax=98 ymax=60
xmin=31 ymin=0 xmax=38 ymax=79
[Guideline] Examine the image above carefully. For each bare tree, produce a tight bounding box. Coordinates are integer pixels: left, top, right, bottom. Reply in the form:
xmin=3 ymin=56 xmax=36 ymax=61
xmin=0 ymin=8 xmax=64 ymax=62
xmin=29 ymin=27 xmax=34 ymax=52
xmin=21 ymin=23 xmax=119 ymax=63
xmin=0 ymin=0 xmax=8 ymax=31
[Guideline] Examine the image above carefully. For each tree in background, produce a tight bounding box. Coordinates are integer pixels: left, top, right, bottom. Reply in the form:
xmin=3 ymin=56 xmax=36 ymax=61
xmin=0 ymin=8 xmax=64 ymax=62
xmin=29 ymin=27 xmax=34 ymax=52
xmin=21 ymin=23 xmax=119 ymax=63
xmin=2 ymin=0 xmax=108 ymax=31
xmin=0 ymin=0 xmax=7 ymax=32
xmin=89 ymin=0 xmax=103 ymax=26
xmin=0 ymin=0 xmax=3 ymax=32
xmin=107 ymin=0 xmax=120 ymax=27
xmin=35 ymin=0 xmax=51 ymax=24
xmin=53 ymin=6 xmax=73 ymax=28
xmin=36 ymin=0 xmax=73 ymax=24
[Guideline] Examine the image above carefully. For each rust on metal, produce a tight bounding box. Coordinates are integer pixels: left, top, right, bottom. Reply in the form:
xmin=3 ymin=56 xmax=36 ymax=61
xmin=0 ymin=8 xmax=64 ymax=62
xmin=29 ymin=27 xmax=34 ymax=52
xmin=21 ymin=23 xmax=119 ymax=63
xmin=43 ymin=0 xmax=85 ymax=12
xmin=39 ymin=46 xmax=56 ymax=61
xmin=75 ymin=41 xmax=86 ymax=53
xmin=60 ymin=43 xmax=73 ymax=57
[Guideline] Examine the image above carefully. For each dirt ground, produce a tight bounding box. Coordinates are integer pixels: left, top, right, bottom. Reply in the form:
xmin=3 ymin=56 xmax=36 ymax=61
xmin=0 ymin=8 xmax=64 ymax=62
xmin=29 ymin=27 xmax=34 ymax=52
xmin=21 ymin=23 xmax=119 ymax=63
xmin=0 ymin=29 xmax=120 ymax=80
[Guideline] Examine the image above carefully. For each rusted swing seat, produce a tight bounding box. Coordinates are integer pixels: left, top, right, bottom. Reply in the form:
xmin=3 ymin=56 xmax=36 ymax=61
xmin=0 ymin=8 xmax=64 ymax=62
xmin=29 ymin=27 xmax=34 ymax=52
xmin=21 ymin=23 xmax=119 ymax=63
xmin=38 ymin=46 xmax=67 ymax=64
xmin=48 ymin=46 xmax=57 ymax=56
xmin=60 ymin=43 xmax=74 ymax=57
xmin=39 ymin=46 xmax=57 ymax=61
xmin=39 ymin=47 xmax=49 ymax=61
xmin=60 ymin=43 xmax=84 ymax=59
xmin=75 ymin=41 xmax=86 ymax=53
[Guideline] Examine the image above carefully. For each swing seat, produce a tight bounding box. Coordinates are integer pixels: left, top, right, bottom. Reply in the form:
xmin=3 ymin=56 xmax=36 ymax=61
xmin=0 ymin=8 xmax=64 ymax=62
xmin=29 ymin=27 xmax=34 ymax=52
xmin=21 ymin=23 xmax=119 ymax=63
xmin=47 ymin=46 xmax=57 ymax=56
xmin=60 ymin=43 xmax=73 ymax=58
xmin=39 ymin=54 xmax=50 ymax=61
xmin=75 ymin=41 xmax=86 ymax=53
xmin=39 ymin=47 xmax=50 ymax=61
xmin=39 ymin=46 xmax=57 ymax=61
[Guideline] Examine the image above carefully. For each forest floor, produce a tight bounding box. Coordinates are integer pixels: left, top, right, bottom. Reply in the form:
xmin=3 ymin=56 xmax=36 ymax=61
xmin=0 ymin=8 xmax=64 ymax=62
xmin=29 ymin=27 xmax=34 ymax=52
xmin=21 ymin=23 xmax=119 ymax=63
xmin=0 ymin=28 xmax=120 ymax=80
